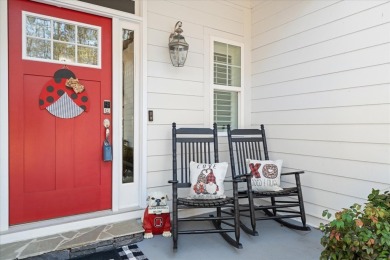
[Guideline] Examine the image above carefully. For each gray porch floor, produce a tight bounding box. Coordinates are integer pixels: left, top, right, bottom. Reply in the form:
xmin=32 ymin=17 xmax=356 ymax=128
xmin=138 ymin=216 xmax=324 ymax=260
xmin=0 ymin=215 xmax=325 ymax=260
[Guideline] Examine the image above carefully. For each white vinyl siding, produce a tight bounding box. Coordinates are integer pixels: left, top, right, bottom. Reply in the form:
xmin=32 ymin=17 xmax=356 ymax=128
xmin=251 ymin=0 xmax=390 ymax=227
xmin=144 ymin=0 xmax=390 ymax=229
xmin=146 ymin=0 xmax=250 ymax=199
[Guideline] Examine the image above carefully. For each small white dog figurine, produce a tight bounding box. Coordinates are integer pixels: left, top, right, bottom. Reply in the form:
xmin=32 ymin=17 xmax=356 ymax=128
xmin=143 ymin=191 xmax=172 ymax=239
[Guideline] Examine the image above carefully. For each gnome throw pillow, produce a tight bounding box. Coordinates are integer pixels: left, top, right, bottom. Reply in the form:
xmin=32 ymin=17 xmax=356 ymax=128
xmin=188 ymin=161 xmax=228 ymax=199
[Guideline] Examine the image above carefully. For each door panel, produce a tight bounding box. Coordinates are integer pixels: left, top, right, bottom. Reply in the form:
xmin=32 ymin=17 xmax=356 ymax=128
xmin=9 ymin=0 xmax=112 ymax=225
xmin=24 ymin=75 xmax=56 ymax=193
xmin=73 ymin=81 xmax=102 ymax=188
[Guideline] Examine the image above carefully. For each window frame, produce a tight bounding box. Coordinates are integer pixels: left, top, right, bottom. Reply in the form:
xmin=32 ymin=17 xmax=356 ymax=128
xmin=210 ymin=36 xmax=244 ymax=134
xmin=22 ymin=11 xmax=102 ymax=68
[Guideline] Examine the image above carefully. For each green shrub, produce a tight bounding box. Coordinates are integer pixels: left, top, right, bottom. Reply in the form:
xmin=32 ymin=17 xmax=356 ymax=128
xmin=320 ymin=189 xmax=390 ymax=260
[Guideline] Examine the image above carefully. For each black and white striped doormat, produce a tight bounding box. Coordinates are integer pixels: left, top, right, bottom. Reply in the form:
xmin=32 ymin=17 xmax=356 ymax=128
xmin=118 ymin=244 xmax=148 ymax=260
xmin=74 ymin=244 xmax=147 ymax=260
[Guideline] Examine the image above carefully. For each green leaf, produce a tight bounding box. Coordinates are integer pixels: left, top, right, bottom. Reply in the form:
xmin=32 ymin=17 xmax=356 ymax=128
xmin=322 ymin=210 xmax=329 ymax=217
xmin=335 ymin=220 xmax=344 ymax=229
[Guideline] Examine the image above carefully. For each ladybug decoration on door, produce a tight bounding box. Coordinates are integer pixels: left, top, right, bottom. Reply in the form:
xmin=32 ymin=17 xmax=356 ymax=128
xmin=39 ymin=68 xmax=90 ymax=119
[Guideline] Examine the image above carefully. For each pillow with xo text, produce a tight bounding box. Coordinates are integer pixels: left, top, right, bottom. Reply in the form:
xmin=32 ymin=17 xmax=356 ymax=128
xmin=246 ymin=159 xmax=283 ymax=192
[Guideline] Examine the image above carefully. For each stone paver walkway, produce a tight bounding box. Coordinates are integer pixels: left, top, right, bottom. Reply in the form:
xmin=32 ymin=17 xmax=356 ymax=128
xmin=0 ymin=219 xmax=144 ymax=260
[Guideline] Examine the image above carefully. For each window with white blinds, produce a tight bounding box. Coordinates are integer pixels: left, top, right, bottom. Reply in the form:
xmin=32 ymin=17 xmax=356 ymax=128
xmin=214 ymin=90 xmax=238 ymax=131
xmin=212 ymin=40 xmax=242 ymax=132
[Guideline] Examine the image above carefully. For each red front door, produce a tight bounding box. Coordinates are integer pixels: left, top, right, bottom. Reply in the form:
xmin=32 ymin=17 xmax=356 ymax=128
xmin=8 ymin=0 xmax=112 ymax=225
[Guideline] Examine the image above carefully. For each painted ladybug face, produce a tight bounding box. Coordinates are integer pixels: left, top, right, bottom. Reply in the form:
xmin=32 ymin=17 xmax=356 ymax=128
xmin=39 ymin=69 xmax=89 ymax=119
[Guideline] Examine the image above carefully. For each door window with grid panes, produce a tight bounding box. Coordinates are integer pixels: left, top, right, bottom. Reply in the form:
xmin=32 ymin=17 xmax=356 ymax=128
xmin=23 ymin=12 xmax=101 ymax=68
xmin=213 ymin=40 xmax=242 ymax=131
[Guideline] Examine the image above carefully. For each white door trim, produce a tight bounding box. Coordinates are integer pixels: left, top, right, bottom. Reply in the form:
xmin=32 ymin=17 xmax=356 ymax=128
xmin=0 ymin=0 xmax=9 ymax=232
xmin=0 ymin=0 xmax=148 ymax=238
xmin=112 ymin=19 xmax=142 ymax=210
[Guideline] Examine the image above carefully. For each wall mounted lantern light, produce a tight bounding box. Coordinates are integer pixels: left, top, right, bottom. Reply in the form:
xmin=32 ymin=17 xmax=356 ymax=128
xmin=168 ymin=21 xmax=189 ymax=67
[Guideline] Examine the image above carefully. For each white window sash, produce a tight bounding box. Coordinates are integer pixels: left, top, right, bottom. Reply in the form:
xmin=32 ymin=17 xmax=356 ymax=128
xmin=213 ymin=85 xmax=241 ymax=92
xmin=210 ymin=37 xmax=244 ymax=133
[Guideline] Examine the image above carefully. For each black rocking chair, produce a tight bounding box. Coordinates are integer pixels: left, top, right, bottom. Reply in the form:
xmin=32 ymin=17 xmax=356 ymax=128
xmin=227 ymin=124 xmax=310 ymax=236
xmin=169 ymin=123 xmax=242 ymax=249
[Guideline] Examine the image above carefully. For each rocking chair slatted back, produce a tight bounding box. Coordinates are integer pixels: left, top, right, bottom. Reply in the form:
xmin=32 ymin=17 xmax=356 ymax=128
xmin=228 ymin=126 xmax=269 ymax=179
xmin=172 ymin=123 xmax=218 ymax=189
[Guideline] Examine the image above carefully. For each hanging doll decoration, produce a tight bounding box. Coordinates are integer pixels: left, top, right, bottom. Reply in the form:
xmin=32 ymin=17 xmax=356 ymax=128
xmin=39 ymin=68 xmax=90 ymax=119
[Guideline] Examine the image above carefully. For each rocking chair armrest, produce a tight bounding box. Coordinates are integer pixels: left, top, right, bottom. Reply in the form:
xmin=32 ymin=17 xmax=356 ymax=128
xmin=224 ymin=178 xmax=242 ymax=183
xmin=232 ymin=173 xmax=252 ymax=183
xmin=281 ymin=170 xmax=304 ymax=176
xmin=233 ymin=173 xmax=251 ymax=179
xmin=168 ymin=180 xmax=178 ymax=184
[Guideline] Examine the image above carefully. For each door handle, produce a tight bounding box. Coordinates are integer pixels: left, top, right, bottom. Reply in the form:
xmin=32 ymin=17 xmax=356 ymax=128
xmin=103 ymin=119 xmax=112 ymax=161
xmin=103 ymin=118 xmax=110 ymax=128
xmin=105 ymin=128 xmax=110 ymax=139
xmin=103 ymin=119 xmax=110 ymax=140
